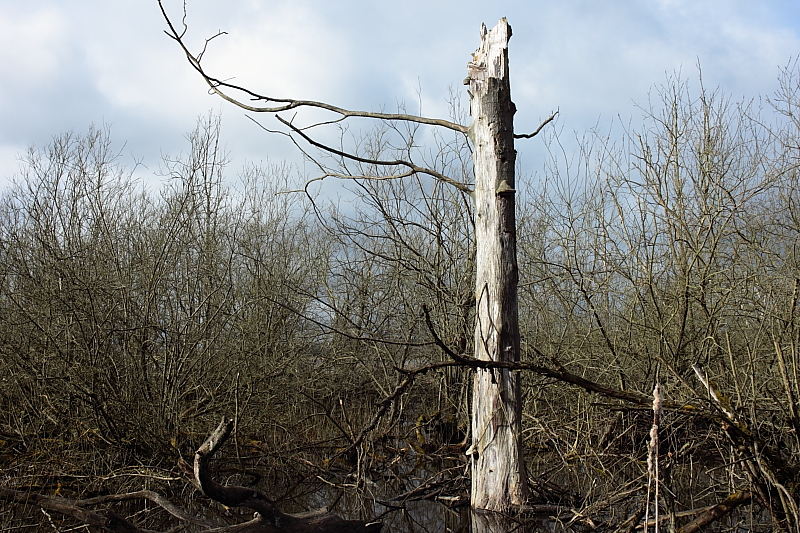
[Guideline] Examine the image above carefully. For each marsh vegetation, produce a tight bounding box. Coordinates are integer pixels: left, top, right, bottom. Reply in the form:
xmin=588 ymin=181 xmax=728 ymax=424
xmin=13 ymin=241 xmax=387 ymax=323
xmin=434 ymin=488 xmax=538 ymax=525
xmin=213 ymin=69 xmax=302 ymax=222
xmin=2 ymin=68 xmax=800 ymax=531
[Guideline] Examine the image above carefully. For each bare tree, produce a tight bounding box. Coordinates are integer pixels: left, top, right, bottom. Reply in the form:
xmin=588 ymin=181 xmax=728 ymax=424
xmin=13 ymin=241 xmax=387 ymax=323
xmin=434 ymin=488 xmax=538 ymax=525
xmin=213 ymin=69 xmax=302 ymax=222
xmin=158 ymin=1 xmax=555 ymax=513
xmin=516 ymin=72 xmax=800 ymax=530
xmin=6 ymin=29 xmax=800 ymax=531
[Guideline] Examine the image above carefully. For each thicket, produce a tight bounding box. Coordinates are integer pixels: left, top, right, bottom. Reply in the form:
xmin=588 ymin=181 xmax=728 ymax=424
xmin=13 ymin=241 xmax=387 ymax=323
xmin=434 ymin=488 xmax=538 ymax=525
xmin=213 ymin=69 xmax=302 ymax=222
xmin=2 ymin=68 xmax=800 ymax=532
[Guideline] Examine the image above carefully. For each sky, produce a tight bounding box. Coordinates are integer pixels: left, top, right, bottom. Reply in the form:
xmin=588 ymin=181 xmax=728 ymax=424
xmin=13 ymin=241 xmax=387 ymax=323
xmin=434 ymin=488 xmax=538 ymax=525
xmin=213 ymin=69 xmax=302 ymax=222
xmin=1 ymin=0 xmax=799 ymax=192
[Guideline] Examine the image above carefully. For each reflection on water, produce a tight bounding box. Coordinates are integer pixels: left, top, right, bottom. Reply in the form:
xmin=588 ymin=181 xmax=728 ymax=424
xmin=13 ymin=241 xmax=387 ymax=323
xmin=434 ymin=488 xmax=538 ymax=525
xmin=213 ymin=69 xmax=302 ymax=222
xmin=471 ymin=509 xmax=553 ymax=533
xmin=145 ymin=422 xmax=773 ymax=533
xmin=271 ymin=453 xmax=559 ymax=533
xmin=289 ymin=483 xmax=557 ymax=533
xmin=262 ymin=448 xmax=771 ymax=533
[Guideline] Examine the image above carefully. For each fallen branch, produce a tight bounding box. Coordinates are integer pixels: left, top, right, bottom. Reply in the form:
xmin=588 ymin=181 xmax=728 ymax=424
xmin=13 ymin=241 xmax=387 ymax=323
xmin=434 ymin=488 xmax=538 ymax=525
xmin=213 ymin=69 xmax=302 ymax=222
xmin=0 ymin=487 xmax=151 ymax=533
xmin=194 ymin=418 xmax=383 ymax=532
xmin=194 ymin=418 xmax=282 ymax=521
xmin=75 ymin=490 xmax=216 ymax=527
xmin=0 ymin=420 xmax=383 ymax=533
xmin=676 ymin=491 xmax=752 ymax=533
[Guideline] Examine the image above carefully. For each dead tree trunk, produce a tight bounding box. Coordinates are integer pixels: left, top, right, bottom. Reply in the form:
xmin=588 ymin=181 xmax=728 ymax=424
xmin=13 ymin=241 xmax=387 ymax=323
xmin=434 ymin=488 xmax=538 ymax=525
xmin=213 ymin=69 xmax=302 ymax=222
xmin=159 ymin=5 xmax=538 ymax=513
xmin=466 ymin=18 xmax=529 ymax=511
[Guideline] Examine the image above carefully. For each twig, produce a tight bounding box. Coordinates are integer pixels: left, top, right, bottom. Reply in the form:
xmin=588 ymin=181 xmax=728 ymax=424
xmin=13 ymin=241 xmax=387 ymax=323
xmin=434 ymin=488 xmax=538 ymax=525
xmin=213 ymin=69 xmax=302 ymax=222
xmin=514 ymin=110 xmax=559 ymax=138
xmin=275 ymin=115 xmax=473 ymax=193
xmin=157 ymin=0 xmax=468 ymax=133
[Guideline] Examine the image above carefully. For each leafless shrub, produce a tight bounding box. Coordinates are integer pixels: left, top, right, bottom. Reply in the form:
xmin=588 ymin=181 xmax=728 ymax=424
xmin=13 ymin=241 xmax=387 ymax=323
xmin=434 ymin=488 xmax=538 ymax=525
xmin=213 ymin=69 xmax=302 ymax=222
xmin=5 ymin=65 xmax=800 ymax=531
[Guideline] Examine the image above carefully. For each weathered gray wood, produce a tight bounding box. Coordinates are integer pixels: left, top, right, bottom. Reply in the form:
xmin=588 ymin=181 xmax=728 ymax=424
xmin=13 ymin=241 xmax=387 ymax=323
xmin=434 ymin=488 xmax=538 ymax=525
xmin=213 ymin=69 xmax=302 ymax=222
xmin=466 ymin=18 xmax=529 ymax=511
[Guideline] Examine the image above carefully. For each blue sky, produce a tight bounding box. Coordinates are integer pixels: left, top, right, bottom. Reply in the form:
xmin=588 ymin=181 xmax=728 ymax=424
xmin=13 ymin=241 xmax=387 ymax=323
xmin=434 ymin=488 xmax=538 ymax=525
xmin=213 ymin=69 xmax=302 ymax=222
xmin=1 ymin=0 xmax=799 ymax=190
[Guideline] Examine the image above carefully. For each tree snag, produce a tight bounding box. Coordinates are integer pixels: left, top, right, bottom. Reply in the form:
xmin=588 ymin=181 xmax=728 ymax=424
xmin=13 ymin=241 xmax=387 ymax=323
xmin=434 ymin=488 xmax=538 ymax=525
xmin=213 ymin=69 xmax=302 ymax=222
xmin=466 ymin=18 xmax=529 ymax=511
xmin=159 ymin=5 xmax=547 ymax=513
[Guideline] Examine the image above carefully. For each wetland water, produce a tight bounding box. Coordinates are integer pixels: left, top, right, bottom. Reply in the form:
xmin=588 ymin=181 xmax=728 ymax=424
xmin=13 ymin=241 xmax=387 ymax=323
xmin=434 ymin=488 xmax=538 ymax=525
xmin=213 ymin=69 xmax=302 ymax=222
xmin=248 ymin=447 xmax=595 ymax=533
xmin=255 ymin=441 xmax=769 ymax=533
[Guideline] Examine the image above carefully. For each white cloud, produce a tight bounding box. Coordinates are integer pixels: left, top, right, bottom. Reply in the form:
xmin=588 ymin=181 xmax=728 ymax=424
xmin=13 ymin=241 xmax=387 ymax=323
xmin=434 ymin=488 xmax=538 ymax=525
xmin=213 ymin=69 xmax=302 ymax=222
xmin=0 ymin=7 xmax=67 ymax=86
xmin=201 ymin=3 xmax=354 ymax=103
xmin=0 ymin=144 xmax=25 ymax=191
xmin=1 ymin=0 xmax=799 ymax=185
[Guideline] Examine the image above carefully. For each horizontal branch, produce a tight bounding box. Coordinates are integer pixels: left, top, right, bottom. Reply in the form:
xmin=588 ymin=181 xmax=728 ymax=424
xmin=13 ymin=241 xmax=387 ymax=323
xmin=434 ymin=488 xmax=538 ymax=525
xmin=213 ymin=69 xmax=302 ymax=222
xmin=421 ymin=304 xmax=694 ymax=411
xmin=336 ymin=306 xmax=676 ymax=465
xmin=677 ymin=491 xmax=752 ymax=533
xmin=275 ymin=115 xmax=473 ymax=193
xmin=280 ymin=170 xmax=418 ymax=195
xmin=76 ymin=490 xmax=215 ymax=528
xmin=157 ymin=0 xmax=467 ymax=134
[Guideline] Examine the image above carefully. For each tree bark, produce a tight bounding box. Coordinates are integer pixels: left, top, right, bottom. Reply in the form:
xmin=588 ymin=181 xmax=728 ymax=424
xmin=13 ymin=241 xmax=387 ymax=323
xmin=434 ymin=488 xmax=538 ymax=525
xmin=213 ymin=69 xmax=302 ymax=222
xmin=466 ymin=18 xmax=529 ymax=511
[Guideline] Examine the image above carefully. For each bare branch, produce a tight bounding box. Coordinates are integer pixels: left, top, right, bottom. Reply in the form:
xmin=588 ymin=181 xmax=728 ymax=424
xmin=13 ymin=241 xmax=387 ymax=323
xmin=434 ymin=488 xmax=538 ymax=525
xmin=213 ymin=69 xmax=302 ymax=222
xmin=157 ymin=0 xmax=467 ymax=133
xmin=280 ymin=170 xmax=419 ymax=195
xmin=421 ymin=304 xmax=473 ymax=365
xmin=341 ymin=359 xmax=457 ymax=458
xmin=514 ymin=110 xmax=558 ymax=139
xmin=0 ymin=487 xmax=149 ymax=533
xmin=196 ymin=30 xmax=228 ymax=63
xmin=75 ymin=491 xmax=215 ymax=528
xmin=275 ymin=115 xmax=473 ymax=193
xmin=255 ymin=290 xmax=437 ymax=348
xmin=676 ymin=491 xmax=752 ymax=533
